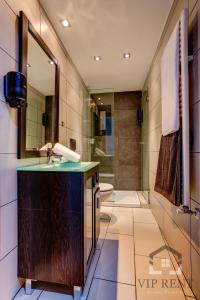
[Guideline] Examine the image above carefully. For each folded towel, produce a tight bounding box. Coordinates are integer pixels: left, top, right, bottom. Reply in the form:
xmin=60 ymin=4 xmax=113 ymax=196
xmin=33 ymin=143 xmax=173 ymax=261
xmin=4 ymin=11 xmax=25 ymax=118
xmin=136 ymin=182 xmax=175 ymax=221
xmin=40 ymin=143 xmax=52 ymax=151
xmin=154 ymin=130 xmax=182 ymax=206
xmin=53 ymin=143 xmax=80 ymax=162
xmin=161 ymin=22 xmax=180 ymax=136
xmin=95 ymin=147 xmax=105 ymax=156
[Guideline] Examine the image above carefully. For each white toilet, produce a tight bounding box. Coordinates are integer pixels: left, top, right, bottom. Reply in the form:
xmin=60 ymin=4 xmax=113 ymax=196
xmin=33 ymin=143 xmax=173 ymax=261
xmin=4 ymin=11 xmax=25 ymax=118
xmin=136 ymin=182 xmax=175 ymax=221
xmin=99 ymin=183 xmax=114 ymax=202
xmin=99 ymin=183 xmax=114 ymax=220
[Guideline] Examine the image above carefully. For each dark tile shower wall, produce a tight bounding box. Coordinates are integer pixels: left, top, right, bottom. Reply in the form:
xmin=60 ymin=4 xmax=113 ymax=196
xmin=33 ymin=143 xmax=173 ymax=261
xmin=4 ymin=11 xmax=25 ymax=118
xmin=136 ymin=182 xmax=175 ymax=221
xmin=114 ymin=91 xmax=142 ymax=190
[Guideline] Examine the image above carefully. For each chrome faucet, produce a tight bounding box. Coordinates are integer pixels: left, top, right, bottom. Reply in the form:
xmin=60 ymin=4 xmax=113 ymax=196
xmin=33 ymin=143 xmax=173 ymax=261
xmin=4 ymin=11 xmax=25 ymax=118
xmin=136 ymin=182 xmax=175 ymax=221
xmin=47 ymin=147 xmax=63 ymax=164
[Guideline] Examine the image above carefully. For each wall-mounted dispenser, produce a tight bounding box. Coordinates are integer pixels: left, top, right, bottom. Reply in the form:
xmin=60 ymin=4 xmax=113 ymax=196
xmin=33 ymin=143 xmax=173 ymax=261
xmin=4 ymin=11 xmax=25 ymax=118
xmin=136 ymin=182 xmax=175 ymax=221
xmin=4 ymin=71 xmax=27 ymax=108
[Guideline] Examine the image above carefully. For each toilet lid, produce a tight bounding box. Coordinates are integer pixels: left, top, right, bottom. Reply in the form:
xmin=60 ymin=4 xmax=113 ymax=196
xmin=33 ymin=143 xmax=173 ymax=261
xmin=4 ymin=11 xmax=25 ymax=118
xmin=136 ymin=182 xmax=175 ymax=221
xmin=99 ymin=183 xmax=114 ymax=192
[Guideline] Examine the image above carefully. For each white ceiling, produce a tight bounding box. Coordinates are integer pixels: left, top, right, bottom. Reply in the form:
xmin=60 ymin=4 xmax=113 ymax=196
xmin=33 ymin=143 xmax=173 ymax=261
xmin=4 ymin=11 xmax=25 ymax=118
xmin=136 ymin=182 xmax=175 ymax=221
xmin=40 ymin=0 xmax=173 ymax=92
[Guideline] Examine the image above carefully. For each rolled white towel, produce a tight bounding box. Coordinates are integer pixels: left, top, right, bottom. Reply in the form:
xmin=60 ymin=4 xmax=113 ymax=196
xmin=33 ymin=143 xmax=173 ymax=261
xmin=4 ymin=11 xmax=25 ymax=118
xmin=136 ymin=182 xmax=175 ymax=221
xmin=53 ymin=143 xmax=80 ymax=162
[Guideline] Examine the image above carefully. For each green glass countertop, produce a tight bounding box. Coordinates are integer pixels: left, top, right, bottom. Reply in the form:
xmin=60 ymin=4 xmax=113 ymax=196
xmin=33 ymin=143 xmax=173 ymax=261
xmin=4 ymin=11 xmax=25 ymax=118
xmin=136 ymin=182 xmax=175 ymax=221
xmin=17 ymin=161 xmax=100 ymax=173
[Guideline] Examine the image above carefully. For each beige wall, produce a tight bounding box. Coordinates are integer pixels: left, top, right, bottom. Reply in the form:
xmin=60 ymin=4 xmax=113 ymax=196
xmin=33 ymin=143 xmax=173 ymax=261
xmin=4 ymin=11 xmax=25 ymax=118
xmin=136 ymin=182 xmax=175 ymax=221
xmin=144 ymin=0 xmax=200 ymax=299
xmin=0 ymin=0 xmax=90 ymax=299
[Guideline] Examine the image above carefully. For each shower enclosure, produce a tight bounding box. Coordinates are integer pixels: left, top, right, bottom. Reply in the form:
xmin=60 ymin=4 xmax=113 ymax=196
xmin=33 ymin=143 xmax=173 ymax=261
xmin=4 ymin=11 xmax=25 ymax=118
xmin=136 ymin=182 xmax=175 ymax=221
xmin=90 ymin=91 xmax=149 ymax=195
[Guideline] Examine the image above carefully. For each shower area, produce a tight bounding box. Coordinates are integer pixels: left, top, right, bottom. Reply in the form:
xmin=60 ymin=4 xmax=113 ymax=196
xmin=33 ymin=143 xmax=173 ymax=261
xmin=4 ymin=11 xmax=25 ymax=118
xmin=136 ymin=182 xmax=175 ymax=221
xmin=90 ymin=91 xmax=149 ymax=205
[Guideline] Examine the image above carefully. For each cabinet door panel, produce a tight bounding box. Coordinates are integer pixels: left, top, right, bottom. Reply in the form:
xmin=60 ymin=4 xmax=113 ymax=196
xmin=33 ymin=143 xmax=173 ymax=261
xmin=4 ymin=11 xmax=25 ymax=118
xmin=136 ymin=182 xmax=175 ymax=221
xmin=18 ymin=209 xmax=84 ymax=286
xmin=18 ymin=172 xmax=83 ymax=212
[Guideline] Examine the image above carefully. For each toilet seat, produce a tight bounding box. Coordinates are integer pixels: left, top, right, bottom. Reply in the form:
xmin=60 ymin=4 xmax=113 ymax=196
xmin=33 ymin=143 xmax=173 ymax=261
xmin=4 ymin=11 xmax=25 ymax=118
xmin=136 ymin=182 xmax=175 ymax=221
xmin=99 ymin=183 xmax=114 ymax=192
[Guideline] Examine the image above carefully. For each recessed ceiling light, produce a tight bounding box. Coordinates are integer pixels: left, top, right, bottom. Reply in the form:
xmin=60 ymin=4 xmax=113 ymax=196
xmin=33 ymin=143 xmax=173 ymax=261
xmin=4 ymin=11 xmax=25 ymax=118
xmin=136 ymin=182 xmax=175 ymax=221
xmin=101 ymin=102 xmax=103 ymax=105
xmin=123 ymin=52 xmax=131 ymax=59
xmin=48 ymin=60 xmax=54 ymax=65
xmin=61 ymin=19 xmax=71 ymax=28
xmin=26 ymin=63 xmax=31 ymax=68
xmin=98 ymin=97 xmax=101 ymax=100
xmin=94 ymin=56 xmax=102 ymax=62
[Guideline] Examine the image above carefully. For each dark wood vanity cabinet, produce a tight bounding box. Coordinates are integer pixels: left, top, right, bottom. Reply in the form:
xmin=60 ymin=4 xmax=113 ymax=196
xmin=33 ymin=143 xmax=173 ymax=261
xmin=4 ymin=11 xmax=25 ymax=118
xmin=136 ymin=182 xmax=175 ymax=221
xmin=17 ymin=166 xmax=100 ymax=290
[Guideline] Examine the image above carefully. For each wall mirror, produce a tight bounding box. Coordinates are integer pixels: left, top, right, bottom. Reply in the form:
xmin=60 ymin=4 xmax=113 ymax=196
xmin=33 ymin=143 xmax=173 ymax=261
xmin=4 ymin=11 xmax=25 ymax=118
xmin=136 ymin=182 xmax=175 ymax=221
xmin=18 ymin=11 xmax=59 ymax=158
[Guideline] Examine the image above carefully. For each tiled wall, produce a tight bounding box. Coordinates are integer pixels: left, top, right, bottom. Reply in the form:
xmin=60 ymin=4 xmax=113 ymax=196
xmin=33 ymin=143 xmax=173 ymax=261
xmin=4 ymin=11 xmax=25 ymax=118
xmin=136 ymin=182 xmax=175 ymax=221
xmin=0 ymin=0 xmax=90 ymax=299
xmin=144 ymin=0 xmax=200 ymax=298
xmin=114 ymin=92 xmax=141 ymax=190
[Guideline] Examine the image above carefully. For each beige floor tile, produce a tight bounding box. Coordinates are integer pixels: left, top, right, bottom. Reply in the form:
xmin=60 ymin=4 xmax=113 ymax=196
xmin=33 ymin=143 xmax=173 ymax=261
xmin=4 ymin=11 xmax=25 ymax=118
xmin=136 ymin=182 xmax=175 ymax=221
xmin=133 ymin=208 xmax=156 ymax=224
xmin=82 ymin=250 xmax=100 ymax=300
xmin=14 ymin=288 xmax=42 ymax=300
xmin=168 ymin=251 xmax=194 ymax=298
xmin=87 ymin=278 xmax=136 ymax=300
xmin=107 ymin=208 xmax=133 ymax=235
xmin=96 ymin=208 xmax=113 ymax=250
xmin=39 ymin=291 xmax=72 ymax=299
xmin=134 ymin=222 xmax=168 ymax=258
xmin=101 ymin=206 xmax=114 ymax=216
xmin=95 ymin=233 xmax=135 ymax=285
xmin=135 ymin=255 xmax=186 ymax=300
xmin=96 ymin=222 xmax=108 ymax=250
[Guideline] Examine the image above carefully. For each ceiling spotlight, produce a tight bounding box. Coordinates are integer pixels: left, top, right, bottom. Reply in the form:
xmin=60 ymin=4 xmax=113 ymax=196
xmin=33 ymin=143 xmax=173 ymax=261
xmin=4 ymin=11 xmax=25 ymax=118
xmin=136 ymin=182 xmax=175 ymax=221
xmin=98 ymin=97 xmax=101 ymax=100
xmin=123 ymin=52 xmax=131 ymax=59
xmin=61 ymin=19 xmax=71 ymax=28
xmin=101 ymin=102 xmax=103 ymax=105
xmin=48 ymin=60 xmax=54 ymax=65
xmin=94 ymin=56 xmax=102 ymax=62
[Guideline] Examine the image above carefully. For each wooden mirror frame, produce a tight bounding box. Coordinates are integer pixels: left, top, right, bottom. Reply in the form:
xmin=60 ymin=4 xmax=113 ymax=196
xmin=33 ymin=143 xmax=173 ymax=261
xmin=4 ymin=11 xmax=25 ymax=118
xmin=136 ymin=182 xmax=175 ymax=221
xmin=18 ymin=11 xmax=59 ymax=158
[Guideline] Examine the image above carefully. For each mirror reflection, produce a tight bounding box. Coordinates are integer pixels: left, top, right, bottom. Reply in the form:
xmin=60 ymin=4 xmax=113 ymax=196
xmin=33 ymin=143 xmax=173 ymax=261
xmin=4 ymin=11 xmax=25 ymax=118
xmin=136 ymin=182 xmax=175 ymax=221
xmin=26 ymin=32 xmax=56 ymax=151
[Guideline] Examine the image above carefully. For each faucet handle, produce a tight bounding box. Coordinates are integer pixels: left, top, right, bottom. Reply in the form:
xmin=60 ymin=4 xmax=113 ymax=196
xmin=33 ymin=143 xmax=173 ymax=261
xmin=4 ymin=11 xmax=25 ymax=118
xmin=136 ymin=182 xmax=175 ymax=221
xmin=176 ymin=205 xmax=190 ymax=214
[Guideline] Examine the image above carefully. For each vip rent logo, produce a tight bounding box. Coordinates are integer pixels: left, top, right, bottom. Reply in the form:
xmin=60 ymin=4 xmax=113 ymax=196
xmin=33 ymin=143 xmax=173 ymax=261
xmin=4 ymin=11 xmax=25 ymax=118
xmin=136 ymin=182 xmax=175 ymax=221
xmin=137 ymin=246 xmax=192 ymax=293
xmin=149 ymin=245 xmax=182 ymax=275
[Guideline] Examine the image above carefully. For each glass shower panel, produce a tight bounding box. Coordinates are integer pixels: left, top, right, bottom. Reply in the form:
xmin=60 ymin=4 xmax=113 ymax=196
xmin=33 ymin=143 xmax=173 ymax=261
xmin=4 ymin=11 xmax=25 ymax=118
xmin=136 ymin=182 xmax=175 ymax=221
xmin=90 ymin=93 xmax=115 ymax=187
xmin=141 ymin=89 xmax=150 ymax=201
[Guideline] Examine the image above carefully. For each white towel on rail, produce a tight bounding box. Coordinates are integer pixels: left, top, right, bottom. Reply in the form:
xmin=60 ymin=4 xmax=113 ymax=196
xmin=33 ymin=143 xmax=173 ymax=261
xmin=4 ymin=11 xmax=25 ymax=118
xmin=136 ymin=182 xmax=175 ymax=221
xmin=161 ymin=22 xmax=180 ymax=136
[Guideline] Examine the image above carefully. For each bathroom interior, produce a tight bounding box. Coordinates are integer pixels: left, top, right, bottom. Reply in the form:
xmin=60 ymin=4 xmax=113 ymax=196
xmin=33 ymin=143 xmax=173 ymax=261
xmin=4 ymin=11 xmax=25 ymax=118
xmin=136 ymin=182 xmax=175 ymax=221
xmin=1 ymin=0 xmax=200 ymax=300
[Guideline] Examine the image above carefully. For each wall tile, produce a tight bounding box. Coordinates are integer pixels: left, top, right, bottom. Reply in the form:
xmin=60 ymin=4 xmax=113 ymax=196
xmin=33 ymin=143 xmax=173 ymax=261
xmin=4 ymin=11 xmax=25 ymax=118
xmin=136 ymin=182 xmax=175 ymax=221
xmin=190 ymin=51 xmax=200 ymax=105
xmin=190 ymin=100 xmax=200 ymax=152
xmin=189 ymin=0 xmax=198 ymax=15
xmin=191 ymin=245 xmax=200 ymax=299
xmin=0 ymin=248 xmax=21 ymax=300
xmin=0 ymin=200 xmax=17 ymax=259
xmin=59 ymin=99 xmax=67 ymax=128
xmin=191 ymin=200 xmax=200 ymax=255
xmin=58 ymin=125 xmax=67 ymax=146
xmin=5 ymin=0 xmax=40 ymax=33
xmin=66 ymin=82 xmax=83 ymax=116
xmin=191 ymin=153 xmax=200 ymax=204
xmin=0 ymin=47 xmax=16 ymax=102
xmin=149 ymin=126 xmax=162 ymax=152
xmin=66 ymin=105 xmax=82 ymax=134
xmin=0 ymin=100 xmax=17 ymax=154
xmin=149 ymin=100 xmax=162 ymax=132
xmin=59 ymin=72 xmax=67 ymax=103
xmin=163 ymin=211 xmax=191 ymax=282
xmin=148 ymin=74 xmax=161 ymax=112
xmin=0 ymin=0 xmax=17 ymax=60
xmin=0 ymin=154 xmax=17 ymax=206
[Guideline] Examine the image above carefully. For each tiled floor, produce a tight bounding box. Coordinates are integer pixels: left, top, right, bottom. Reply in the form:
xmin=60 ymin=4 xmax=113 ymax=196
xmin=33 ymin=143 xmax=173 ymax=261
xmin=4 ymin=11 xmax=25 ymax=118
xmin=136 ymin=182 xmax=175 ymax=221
xmin=14 ymin=206 xmax=195 ymax=300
